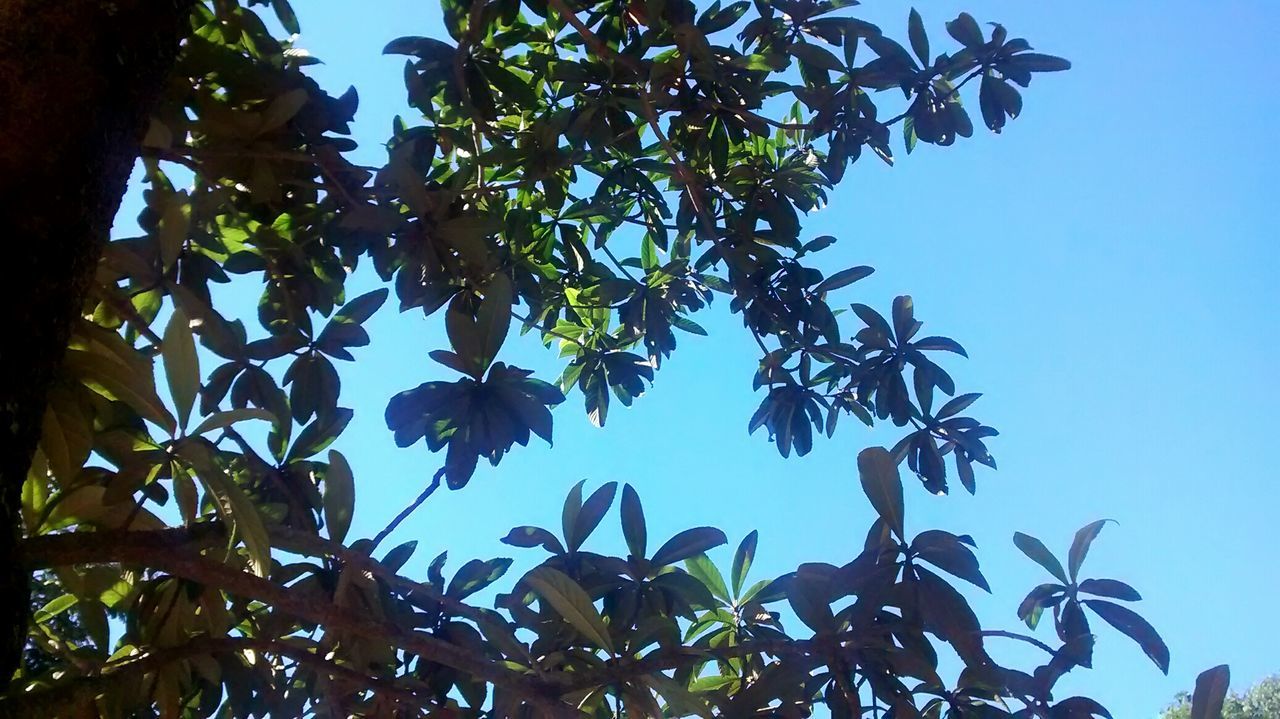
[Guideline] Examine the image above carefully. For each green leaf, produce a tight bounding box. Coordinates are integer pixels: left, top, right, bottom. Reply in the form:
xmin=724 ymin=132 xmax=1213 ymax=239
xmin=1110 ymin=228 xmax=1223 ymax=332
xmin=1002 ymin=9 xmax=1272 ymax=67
xmin=34 ymin=594 xmax=77 ymax=624
xmin=1017 ymin=583 xmax=1064 ymax=630
xmin=65 ymin=350 xmax=176 ymax=435
xmin=190 ymin=408 xmax=275 ymax=437
xmin=328 ymin=288 xmax=389 ymax=327
xmin=640 ymin=234 xmax=658 ymax=271
xmin=731 ymin=530 xmax=757 ymax=598
xmin=647 ymin=674 xmax=714 ymax=719
xmin=791 ymin=42 xmax=846 ymax=72
xmin=652 ymin=527 xmax=728 ymax=568
xmin=1068 ymin=519 xmax=1112 ymax=580
xmin=185 ymin=446 xmax=272 ymax=577
xmin=524 ymin=566 xmax=615 ymax=653
xmin=1084 ymin=599 xmax=1170 ymax=674
xmin=288 ymin=408 xmax=354 ymax=461
xmin=621 ymin=484 xmax=647 ymax=559
xmin=325 ymin=450 xmax=355 ymax=544
xmin=476 ymin=274 xmax=514 ymax=372
xmin=157 ymin=191 xmax=188 ymax=271
xmin=1013 ymin=532 xmax=1068 ymax=583
xmin=858 ymin=447 xmax=904 ymax=540
xmin=670 ymin=315 xmax=708 ymax=336
xmin=447 ymin=558 xmax=513 ymax=599
xmin=1190 ymin=665 xmax=1231 ymax=719
xmin=685 ymin=554 xmax=730 ymax=603
xmin=697 ymin=1 xmax=749 ymax=34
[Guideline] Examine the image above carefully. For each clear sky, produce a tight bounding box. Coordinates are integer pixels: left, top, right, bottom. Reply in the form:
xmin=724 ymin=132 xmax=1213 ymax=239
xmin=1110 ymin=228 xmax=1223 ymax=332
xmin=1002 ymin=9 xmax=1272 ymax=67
xmin=117 ymin=1 xmax=1278 ymax=714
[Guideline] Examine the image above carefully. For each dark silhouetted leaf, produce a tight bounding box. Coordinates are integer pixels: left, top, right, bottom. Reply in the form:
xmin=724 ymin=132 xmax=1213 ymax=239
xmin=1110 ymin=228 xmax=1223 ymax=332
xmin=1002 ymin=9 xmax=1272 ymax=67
xmin=814 ymin=266 xmax=874 ymax=293
xmin=1084 ymin=599 xmax=1170 ymax=674
xmin=652 ymin=528 xmax=728 ymax=568
xmin=858 ymin=447 xmax=904 ymax=540
xmin=1078 ymin=578 xmax=1140 ymax=602
xmin=731 ymin=530 xmax=758 ymax=598
xmin=501 ymin=526 xmax=564 ymax=554
xmin=1068 ymin=519 xmax=1112 ymax=580
xmin=1190 ymin=665 xmax=1231 ymax=719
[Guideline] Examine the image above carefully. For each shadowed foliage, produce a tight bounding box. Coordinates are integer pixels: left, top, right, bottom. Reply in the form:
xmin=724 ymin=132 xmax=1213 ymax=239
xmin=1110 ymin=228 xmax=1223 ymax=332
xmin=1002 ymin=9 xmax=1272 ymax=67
xmin=0 ymin=1 xmax=1226 ymax=717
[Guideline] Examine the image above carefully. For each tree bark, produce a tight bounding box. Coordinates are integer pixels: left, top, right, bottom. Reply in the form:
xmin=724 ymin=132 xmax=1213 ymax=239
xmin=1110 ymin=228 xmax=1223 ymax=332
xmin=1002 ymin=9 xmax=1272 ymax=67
xmin=0 ymin=0 xmax=193 ymax=687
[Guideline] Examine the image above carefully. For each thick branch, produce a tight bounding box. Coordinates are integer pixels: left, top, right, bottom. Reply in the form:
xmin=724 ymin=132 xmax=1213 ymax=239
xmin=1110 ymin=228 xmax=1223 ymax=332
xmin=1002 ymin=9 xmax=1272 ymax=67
xmin=0 ymin=0 xmax=195 ymax=685
xmin=19 ymin=528 xmax=568 ymax=713
xmin=0 ymin=637 xmax=432 ymax=718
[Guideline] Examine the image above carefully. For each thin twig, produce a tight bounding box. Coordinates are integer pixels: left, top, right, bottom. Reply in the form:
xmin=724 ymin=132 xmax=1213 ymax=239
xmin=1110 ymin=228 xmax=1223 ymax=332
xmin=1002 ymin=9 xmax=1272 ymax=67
xmin=977 ymin=629 xmax=1056 ymax=655
xmin=369 ymin=467 xmax=444 ymax=552
xmin=709 ymin=101 xmax=813 ymax=131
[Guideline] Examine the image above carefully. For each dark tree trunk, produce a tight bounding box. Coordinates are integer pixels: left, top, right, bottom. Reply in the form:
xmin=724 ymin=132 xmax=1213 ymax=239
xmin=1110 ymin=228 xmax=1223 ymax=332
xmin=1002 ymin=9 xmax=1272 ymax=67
xmin=0 ymin=0 xmax=193 ymax=687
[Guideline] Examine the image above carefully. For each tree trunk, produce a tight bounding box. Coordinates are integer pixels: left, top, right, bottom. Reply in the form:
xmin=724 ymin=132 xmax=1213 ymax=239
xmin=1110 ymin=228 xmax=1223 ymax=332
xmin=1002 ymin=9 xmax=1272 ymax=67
xmin=0 ymin=0 xmax=193 ymax=687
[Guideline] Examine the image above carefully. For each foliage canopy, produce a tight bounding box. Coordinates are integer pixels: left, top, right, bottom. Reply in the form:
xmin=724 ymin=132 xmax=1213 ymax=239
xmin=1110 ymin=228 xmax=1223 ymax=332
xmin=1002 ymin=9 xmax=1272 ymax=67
xmin=3 ymin=0 xmax=1209 ymax=717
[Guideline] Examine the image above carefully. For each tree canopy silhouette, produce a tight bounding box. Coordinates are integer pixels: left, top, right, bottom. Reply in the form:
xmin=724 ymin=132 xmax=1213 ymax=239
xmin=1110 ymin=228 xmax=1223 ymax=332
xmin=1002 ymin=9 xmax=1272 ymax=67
xmin=0 ymin=1 xmax=1219 ymax=717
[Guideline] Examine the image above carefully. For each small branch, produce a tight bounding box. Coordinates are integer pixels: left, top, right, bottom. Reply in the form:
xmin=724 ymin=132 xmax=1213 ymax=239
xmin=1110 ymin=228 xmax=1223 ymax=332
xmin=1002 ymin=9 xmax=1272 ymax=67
xmin=708 ymin=101 xmax=813 ymax=131
xmin=599 ymin=242 xmax=639 ymax=283
xmin=563 ymin=631 xmax=861 ymax=692
xmin=579 ymin=220 xmax=640 ymax=283
xmin=19 ymin=528 xmax=558 ymax=707
xmin=978 ymin=629 xmax=1056 ymax=656
xmin=369 ymin=467 xmax=444 ymax=552
xmin=0 ymin=636 xmax=433 ymax=718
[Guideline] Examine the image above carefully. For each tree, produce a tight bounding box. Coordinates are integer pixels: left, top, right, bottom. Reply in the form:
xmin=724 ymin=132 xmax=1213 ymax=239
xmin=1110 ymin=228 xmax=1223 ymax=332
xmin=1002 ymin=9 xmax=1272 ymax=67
xmin=0 ymin=0 xmax=1217 ymax=717
xmin=1162 ymin=672 xmax=1279 ymax=719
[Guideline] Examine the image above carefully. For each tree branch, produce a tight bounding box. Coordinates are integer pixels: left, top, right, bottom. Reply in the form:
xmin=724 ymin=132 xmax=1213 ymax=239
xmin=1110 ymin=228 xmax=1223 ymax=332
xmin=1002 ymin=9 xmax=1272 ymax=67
xmin=369 ymin=467 xmax=443 ymax=552
xmin=0 ymin=636 xmax=435 ymax=718
xmin=977 ymin=629 xmax=1056 ymax=656
xmin=19 ymin=527 xmax=571 ymax=714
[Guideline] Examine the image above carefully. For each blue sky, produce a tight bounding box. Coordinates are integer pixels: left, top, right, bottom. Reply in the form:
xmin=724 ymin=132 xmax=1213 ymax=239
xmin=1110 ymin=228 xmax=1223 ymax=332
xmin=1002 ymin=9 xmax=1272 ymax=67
xmin=117 ymin=1 xmax=1278 ymax=714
